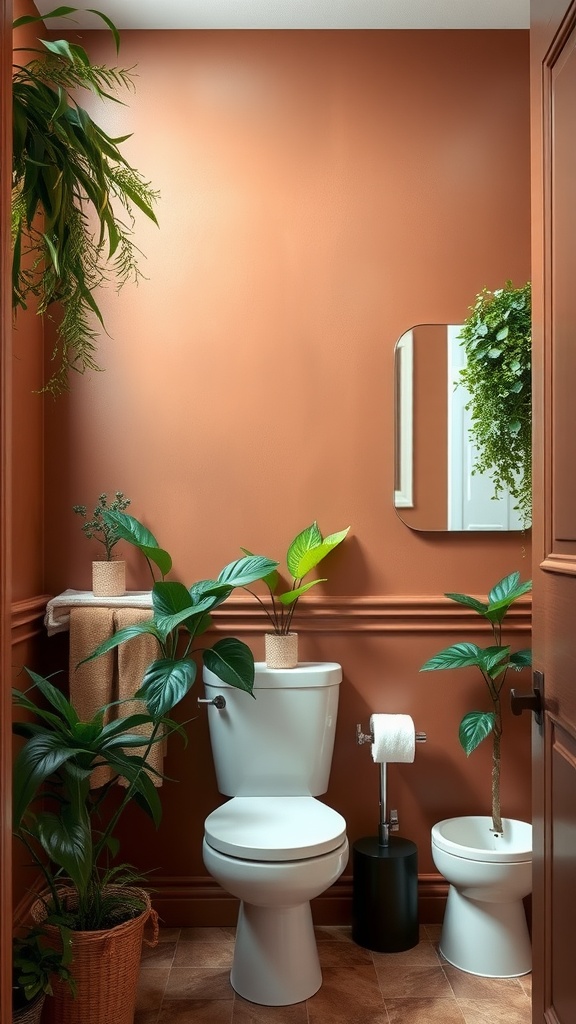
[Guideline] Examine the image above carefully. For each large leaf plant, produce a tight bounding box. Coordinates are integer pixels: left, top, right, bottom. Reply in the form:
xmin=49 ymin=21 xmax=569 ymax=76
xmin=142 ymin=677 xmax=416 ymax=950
xmin=82 ymin=511 xmax=278 ymax=716
xmin=457 ymin=282 xmax=532 ymax=528
xmin=12 ymin=6 xmax=158 ymax=395
xmin=420 ymin=572 xmax=532 ymax=834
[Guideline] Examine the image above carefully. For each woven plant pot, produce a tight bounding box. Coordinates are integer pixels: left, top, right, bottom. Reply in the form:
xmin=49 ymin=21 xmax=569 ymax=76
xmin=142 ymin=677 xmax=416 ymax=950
xmin=265 ymin=632 xmax=298 ymax=669
xmin=92 ymin=560 xmax=126 ymax=597
xmin=31 ymin=887 xmax=157 ymax=1024
xmin=12 ymin=992 xmax=45 ymax=1024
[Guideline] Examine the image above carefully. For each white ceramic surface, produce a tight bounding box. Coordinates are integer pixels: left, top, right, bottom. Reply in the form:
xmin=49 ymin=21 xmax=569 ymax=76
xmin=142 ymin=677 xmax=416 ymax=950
xmin=431 ymin=816 xmax=532 ymax=977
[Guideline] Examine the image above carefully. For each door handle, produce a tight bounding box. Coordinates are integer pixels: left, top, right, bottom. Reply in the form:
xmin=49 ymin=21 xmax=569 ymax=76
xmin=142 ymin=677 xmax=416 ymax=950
xmin=510 ymin=671 xmax=543 ymax=723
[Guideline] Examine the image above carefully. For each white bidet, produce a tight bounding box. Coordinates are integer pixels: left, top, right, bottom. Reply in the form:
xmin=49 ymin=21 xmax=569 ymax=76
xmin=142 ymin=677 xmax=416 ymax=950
xmin=431 ymin=816 xmax=532 ymax=977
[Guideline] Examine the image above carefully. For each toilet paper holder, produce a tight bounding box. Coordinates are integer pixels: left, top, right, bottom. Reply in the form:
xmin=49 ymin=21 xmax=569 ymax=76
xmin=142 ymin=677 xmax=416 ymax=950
xmin=356 ymin=722 xmax=427 ymax=848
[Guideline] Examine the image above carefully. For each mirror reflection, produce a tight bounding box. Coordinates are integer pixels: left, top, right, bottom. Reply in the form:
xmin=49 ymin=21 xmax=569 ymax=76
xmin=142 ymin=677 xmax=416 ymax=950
xmin=394 ymin=325 xmax=529 ymax=532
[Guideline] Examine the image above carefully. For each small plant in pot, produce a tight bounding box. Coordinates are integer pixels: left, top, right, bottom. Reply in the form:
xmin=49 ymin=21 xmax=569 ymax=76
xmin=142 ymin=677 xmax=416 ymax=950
xmin=12 ymin=925 xmax=75 ymax=1024
xmin=420 ymin=571 xmax=532 ymax=834
xmin=241 ymin=521 xmax=350 ymax=669
xmin=73 ymin=491 xmax=131 ymax=596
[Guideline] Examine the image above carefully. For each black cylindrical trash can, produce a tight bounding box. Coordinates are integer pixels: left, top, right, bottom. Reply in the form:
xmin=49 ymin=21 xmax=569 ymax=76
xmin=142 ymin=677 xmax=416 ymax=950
xmin=352 ymin=835 xmax=419 ymax=952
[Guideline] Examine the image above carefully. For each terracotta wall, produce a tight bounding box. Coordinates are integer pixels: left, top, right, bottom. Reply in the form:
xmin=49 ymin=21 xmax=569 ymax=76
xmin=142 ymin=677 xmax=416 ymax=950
xmin=12 ymin=26 xmax=532 ymax=921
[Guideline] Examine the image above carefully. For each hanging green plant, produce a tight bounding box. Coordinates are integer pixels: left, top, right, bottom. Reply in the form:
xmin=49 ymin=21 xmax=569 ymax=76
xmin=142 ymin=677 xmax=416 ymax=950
xmin=12 ymin=6 xmax=159 ymax=395
xmin=457 ymin=281 xmax=532 ymax=528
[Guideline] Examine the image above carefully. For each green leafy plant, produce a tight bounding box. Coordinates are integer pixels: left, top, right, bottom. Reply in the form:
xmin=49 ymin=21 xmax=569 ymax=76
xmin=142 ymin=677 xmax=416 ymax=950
xmin=420 ymin=572 xmax=532 ymax=834
xmin=12 ymin=924 xmax=75 ymax=1013
xmin=12 ymin=6 xmax=159 ymax=395
xmin=12 ymin=667 xmax=184 ymax=932
xmin=72 ymin=491 xmax=131 ymax=560
xmin=457 ymin=281 xmax=531 ymax=528
xmin=241 ymin=521 xmax=349 ymax=635
xmin=81 ymin=511 xmax=279 ymax=714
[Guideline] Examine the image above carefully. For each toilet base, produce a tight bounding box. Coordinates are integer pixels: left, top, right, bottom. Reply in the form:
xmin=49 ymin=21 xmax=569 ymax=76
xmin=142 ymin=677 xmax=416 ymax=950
xmin=440 ymin=884 xmax=531 ymax=977
xmin=231 ymin=900 xmax=321 ymax=1005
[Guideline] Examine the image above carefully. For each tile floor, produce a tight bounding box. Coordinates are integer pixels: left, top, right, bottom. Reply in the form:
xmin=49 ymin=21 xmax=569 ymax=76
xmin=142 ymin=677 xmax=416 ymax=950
xmin=136 ymin=924 xmax=532 ymax=1024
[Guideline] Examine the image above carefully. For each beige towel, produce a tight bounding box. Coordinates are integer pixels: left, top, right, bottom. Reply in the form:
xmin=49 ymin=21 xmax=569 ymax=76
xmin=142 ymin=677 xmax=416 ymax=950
xmin=68 ymin=606 xmax=164 ymax=789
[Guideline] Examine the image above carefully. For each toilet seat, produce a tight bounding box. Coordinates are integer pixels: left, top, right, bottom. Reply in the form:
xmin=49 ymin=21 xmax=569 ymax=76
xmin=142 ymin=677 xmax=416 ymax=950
xmin=204 ymin=796 xmax=346 ymax=862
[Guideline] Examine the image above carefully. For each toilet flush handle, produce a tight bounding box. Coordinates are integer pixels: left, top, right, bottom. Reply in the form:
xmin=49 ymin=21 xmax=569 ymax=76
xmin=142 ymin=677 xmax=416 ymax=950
xmin=197 ymin=695 xmax=227 ymax=710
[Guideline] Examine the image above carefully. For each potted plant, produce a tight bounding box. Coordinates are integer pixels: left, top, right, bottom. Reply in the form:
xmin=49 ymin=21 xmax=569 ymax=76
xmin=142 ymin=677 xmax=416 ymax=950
xmin=12 ymin=667 xmax=177 ymax=1024
xmin=457 ymin=281 xmax=532 ymax=528
xmin=241 ymin=521 xmax=349 ymax=668
xmin=12 ymin=925 xmax=75 ymax=1024
xmin=12 ymin=7 xmax=158 ymax=395
xmin=420 ymin=571 xmax=532 ymax=833
xmin=80 ymin=510 xmax=278 ymax=716
xmin=73 ymin=491 xmax=132 ymax=596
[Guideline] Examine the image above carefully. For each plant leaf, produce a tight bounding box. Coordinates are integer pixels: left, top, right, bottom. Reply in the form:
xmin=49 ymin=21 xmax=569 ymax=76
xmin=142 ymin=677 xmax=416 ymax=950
xmin=136 ymin=658 xmax=197 ymax=719
xmin=509 ymin=649 xmax=532 ymax=669
xmin=217 ymin=555 xmax=278 ymax=589
xmin=278 ymin=578 xmax=326 ymax=605
xmin=203 ymin=639 xmax=255 ymax=696
xmin=102 ymin=511 xmax=172 ymax=577
xmin=79 ymin=621 xmax=162 ymax=664
xmin=459 ymin=711 xmax=495 ymax=755
xmin=444 ymin=592 xmax=488 ymax=616
xmin=420 ymin=642 xmax=484 ymax=672
xmin=35 ymin=808 xmax=92 ymax=894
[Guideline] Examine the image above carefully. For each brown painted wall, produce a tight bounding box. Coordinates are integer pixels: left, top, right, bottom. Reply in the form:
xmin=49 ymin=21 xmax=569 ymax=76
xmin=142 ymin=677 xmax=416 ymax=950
xmin=11 ymin=27 xmax=532 ymax=921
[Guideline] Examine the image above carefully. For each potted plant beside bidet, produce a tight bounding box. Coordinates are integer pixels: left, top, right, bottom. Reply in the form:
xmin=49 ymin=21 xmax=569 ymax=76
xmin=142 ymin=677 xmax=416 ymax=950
xmin=241 ymin=520 xmax=350 ymax=668
xmin=420 ymin=571 xmax=533 ymax=978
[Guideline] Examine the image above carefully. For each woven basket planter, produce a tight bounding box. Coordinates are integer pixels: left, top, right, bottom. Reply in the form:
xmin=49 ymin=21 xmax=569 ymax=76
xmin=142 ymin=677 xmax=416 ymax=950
xmin=12 ymin=992 xmax=45 ymax=1024
xmin=265 ymin=632 xmax=298 ymax=669
xmin=92 ymin=560 xmax=126 ymax=597
xmin=31 ymin=887 xmax=157 ymax=1024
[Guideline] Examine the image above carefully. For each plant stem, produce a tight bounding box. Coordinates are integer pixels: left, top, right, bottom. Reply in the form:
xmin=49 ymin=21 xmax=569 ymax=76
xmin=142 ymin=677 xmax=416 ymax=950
xmin=491 ymin=697 xmax=503 ymax=833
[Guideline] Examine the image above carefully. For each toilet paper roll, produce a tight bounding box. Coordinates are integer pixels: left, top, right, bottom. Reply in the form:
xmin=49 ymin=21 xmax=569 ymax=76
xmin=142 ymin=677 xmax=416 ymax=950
xmin=370 ymin=713 xmax=416 ymax=763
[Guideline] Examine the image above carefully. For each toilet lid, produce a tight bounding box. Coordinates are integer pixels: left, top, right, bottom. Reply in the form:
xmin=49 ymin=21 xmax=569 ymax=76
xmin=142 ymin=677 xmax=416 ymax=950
xmin=204 ymin=797 xmax=347 ymax=862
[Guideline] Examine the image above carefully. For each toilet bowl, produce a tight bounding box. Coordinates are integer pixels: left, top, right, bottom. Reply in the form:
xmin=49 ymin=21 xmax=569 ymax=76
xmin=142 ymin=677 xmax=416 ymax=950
xmin=202 ymin=662 xmax=348 ymax=1005
xmin=431 ymin=816 xmax=532 ymax=977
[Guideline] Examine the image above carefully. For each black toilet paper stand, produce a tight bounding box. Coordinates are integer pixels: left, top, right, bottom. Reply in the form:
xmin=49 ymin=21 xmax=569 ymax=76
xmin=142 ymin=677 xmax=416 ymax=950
xmin=351 ymin=722 xmax=426 ymax=953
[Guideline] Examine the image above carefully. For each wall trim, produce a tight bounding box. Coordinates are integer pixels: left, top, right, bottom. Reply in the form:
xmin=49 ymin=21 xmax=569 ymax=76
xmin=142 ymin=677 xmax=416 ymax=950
xmin=10 ymin=594 xmax=51 ymax=646
xmin=14 ymin=872 xmax=449 ymax=930
xmin=12 ymin=592 xmax=531 ymax=642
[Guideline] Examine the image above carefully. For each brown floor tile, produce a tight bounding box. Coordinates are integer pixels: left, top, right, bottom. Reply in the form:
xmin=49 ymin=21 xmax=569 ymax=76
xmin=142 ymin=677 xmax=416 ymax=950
xmin=164 ymin=967 xmax=235 ymax=1001
xmin=518 ymin=973 xmax=532 ymax=996
xmin=372 ymin=940 xmax=441 ymax=968
xmin=141 ymin=941 xmax=177 ymax=969
xmin=134 ymin=1013 xmax=160 ymax=1024
xmin=424 ymin=924 xmax=442 ymax=942
xmin=457 ymin=995 xmax=531 ymax=1024
xmin=374 ymin=962 xmax=454 ymax=999
xmin=314 ymin=925 xmax=354 ymax=942
xmin=444 ymin=967 xmax=527 ymax=1000
xmin=156 ymin=927 xmax=182 ymax=943
xmin=232 ymin=997 xmax=308 ymax=1022
xmin=386 ymin=997 xmax=466 ymax=1023
xmin=307 ymin=963 xmax=384 ymax=1023
xmin=173 ymin=940 xmax=235 ymax=969
xmin=179 ymin=927 xmax=235 ymax=943
xmin=317 ymin=941 xmax=374 ymax=967
xmin=136 ymin=968 xmax=170 ymax=1012
xmin=158 ymin=999 xmax=234 ymax=1023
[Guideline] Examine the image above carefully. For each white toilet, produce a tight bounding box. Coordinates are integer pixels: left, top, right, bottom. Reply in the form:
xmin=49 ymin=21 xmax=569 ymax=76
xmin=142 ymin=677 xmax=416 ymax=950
xmin=202 ymin=661 xmax=348 ymax=1006
xmin=431 ymin=816 xmax=532 ymax=978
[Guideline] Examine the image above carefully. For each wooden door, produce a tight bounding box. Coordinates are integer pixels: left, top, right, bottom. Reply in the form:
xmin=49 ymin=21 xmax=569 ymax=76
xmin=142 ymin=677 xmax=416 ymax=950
xmin=531 ymin=1 xmax=576 ymax=1021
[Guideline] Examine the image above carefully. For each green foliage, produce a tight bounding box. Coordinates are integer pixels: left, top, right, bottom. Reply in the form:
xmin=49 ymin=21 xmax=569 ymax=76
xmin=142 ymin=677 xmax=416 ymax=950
xmin=82 ymin=510 xmax=279 ymax=710
xmin=12 ymin=7 xmax=158 ymax=395
xmin=12 ymin=667 xmax=185 ymax=931
xmin=457 ymin=282 xmax=532 ymax=528
xmin=12 ymin=924 xmax=75 ymax=1010
xmin=420 ymin=572 xmax=532 ymax=832
xmin=72 ymin=491 xmax=131 ymax=559
xmin=241 ymin=521 xmax=350 ymax=634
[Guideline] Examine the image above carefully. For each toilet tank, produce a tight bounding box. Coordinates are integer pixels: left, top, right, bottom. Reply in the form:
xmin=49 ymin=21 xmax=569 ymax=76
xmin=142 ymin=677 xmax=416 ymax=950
xmin=202 ymin=661 xmax=342 ymax=797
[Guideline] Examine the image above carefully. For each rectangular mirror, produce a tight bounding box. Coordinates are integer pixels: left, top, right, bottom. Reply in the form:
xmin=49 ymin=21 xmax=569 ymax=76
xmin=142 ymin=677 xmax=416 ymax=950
xmin=394 ymin=324 xmax=530 ymax=532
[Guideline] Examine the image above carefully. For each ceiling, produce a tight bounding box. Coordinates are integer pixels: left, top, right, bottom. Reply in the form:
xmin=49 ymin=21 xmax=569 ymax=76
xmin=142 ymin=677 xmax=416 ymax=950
xmin=34 ymin=0 xmax=530 ymax=31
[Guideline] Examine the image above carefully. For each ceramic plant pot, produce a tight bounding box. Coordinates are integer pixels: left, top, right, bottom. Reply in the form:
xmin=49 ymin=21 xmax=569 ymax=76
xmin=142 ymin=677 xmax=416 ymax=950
xmin=92 ymin=560 xmax=126 ymax=597
xmin=265 ymin=632 xmax=298 ymax=669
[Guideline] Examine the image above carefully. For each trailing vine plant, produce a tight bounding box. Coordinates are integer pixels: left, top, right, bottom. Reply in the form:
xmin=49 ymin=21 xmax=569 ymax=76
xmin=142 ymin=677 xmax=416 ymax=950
xmin=12 ymin=6 xmax=159 ymax=395
xmin=457 ymin=281 xmax=532 ymax=528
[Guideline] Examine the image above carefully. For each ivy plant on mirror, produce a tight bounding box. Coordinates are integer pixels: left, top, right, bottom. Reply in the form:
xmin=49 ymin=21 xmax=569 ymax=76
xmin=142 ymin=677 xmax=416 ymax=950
xmin=394 ymin=291 xmax=532 ymax=533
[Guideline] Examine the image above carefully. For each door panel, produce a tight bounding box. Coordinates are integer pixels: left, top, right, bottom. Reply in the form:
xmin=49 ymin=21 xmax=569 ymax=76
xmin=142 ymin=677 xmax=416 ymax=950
xmin=531 ymin=1 xmax=576 ymax=1021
